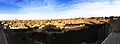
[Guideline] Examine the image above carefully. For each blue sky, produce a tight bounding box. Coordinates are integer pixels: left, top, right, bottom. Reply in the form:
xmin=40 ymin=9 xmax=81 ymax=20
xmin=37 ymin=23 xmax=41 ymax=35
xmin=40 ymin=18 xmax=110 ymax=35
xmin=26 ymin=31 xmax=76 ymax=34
xmin=0 ymin=0 xmax=120 ymax=20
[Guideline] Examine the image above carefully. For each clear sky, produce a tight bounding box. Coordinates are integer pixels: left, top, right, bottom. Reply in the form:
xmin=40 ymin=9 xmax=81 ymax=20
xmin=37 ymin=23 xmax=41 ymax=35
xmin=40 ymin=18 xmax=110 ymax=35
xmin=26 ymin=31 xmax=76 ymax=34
xmin=0 ymin=0 xmax=120 ymax=20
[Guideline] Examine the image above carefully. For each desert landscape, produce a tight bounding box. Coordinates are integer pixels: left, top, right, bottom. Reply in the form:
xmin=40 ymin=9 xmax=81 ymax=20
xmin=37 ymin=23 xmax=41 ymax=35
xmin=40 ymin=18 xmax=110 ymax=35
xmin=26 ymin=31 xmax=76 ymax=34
xmin=0 ymin=16 xmax=119 ymax=44
xmin=1 ymin=17 xmax=110 ymax=30
xmin=0 ymin=0 xmax=120 ymax=44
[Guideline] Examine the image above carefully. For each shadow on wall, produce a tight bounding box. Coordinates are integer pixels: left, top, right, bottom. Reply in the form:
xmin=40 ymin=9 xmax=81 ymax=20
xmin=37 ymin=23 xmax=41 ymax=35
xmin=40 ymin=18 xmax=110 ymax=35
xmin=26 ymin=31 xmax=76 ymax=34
xmin=5 ymin=23 xmax=110 ymax=44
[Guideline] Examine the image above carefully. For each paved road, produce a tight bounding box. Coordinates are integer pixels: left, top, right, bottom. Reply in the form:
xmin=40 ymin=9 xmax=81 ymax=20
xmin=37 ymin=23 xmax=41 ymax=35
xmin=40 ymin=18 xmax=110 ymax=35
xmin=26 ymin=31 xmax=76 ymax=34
xmin=102 ymin=32 xmax=120 ymax=44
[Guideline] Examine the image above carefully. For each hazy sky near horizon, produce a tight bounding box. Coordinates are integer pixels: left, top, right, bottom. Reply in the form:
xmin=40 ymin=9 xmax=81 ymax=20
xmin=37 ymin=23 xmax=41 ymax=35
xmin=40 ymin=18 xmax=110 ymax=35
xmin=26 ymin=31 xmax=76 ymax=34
xmin=0 ymin=0 xmax=120 ymax=20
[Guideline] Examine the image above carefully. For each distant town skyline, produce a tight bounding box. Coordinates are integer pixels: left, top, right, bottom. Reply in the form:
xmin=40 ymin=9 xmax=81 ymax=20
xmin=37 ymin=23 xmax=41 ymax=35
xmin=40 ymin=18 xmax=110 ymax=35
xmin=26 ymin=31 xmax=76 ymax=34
xmin=0 ymin=0 xmax=120 ymax=20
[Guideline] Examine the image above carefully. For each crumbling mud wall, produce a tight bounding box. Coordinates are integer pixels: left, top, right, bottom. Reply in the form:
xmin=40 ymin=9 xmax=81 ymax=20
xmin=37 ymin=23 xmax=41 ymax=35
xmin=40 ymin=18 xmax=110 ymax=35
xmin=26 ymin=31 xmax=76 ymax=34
xmin=59 ymin=23 xmax=110 ymax=44
xmin=4 ymin=23 xmax=111 ymax=44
